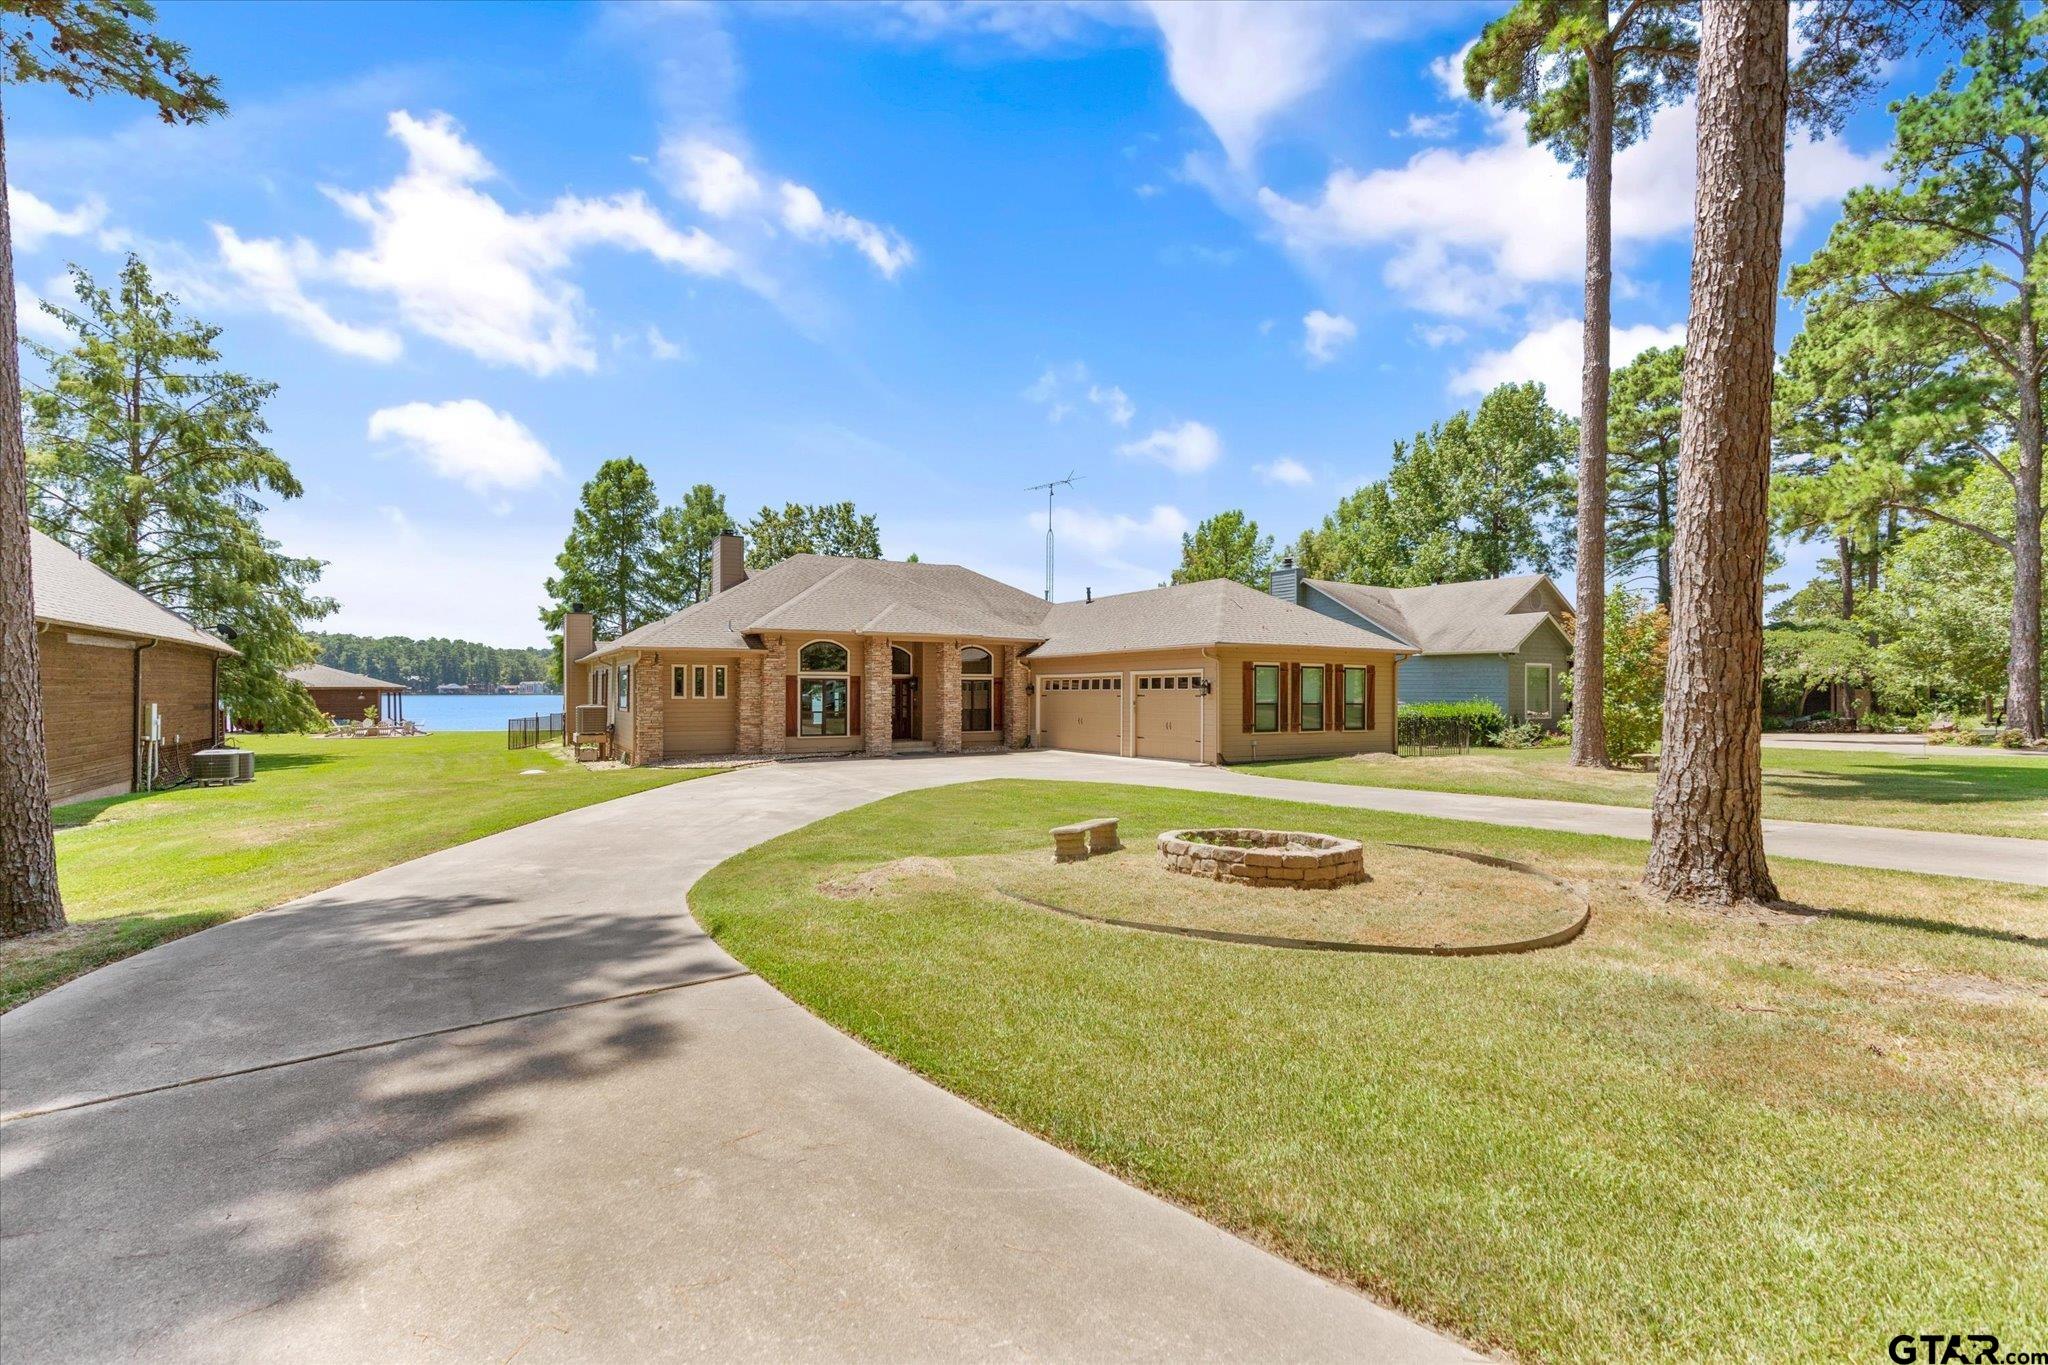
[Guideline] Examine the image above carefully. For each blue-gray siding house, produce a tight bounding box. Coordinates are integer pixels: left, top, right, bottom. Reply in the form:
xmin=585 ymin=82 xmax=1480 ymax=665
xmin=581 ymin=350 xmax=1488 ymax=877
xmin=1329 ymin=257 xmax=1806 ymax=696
xmin=1269 ymin=561 xmax=1573 ymax=726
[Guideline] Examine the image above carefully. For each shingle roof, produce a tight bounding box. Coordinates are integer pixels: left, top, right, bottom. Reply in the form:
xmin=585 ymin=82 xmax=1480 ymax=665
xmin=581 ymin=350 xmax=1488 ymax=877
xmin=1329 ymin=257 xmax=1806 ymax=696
xmin=287 ymin=663 xmax=404 ymax=692
xmin=1030 ymin=577 xmax=1406 ymax=659
xmin=1306 ymin=574 xmax=1568 ymax=655
xmin=593 ymin=555 xmax=1405 ymax=661
xmin=31 ymin=529 xmax=236 ymax=655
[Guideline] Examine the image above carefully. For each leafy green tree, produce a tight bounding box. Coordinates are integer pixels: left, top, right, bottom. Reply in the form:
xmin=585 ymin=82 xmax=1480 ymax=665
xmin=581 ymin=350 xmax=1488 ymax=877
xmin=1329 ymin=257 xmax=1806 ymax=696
xmin=742 ymin=501 xmax=881 ymax=567
xmin=1172 ymin=510 xmax=1274 ymax=589
xmin=309 ymin=633 xmax=553 ymax=691
xmin=1762 ymin=625 xmax=1879 ymax=719
xmin=1607 ymin=345 xmax=1683 ymax=605
xmin=1298 ymin=382 xmax=1574 ymax=587
xmin=1786 ymin=1 xmax=2045 ymax=737
xmin=1467 ymin=0 xmax=1699 ymax=767
xmin=1 ymin=0 xmax=226 ymax=935
xmin=26 ymin=257 xmax=333 ymax=731
xmin=540 ymin=458 xmax=663 ymax=642
xmin=1602 ymin=587 xmax=1668 ymax=765
xmin=648 ymin=482 xmax=729 ymax=613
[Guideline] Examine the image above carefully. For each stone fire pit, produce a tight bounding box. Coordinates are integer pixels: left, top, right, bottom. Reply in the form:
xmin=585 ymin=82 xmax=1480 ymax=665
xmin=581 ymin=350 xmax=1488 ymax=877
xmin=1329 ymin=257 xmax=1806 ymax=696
xmin=1157 ymin=828 xmax=1366 ymax=890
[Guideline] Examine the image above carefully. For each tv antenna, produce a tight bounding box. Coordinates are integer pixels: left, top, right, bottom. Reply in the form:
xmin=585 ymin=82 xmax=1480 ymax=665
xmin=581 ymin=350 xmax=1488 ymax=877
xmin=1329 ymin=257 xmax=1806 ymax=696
xmin=1026 ymin=472 xmax=1081 ymax=602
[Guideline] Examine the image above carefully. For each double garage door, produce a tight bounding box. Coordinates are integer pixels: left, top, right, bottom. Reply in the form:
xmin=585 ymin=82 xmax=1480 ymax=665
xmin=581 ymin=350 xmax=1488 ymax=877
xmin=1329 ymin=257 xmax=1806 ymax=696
xmin=1038 ymin=671 xmax=1205 ymax=762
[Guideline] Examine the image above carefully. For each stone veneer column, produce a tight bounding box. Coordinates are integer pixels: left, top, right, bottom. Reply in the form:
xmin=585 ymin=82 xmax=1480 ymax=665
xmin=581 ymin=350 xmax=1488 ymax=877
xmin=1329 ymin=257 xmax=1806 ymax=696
xmin=736 ymin=653 xmax=763 ymax=756
xmin=628 ymin=652 xmax=664 ymax=765
xmin=861 ymin=636 xmax=894 ymax=757
xmin=759 ymin=635 xmax=788 ymax=756
xmin=1003 ymin=646 xmax=1030 ymax=748
xmin=936 ymin=641 xmax=963 ymax=754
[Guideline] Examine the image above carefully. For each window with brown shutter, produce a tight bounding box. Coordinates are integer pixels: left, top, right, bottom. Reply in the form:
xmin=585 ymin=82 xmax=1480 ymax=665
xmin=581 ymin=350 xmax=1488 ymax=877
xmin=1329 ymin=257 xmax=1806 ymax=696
xmin=850 ymin=681 xmax=862 ymax=735
xmin=1242 ymin=661 xmax=1255 ymax=732
xmin=785 ymin=675 xmax=798 ymax=736
xmin=992 ymin=680 xmax=1004 ymax=731
xmin=1367 ymin=664 xmax=1378 ymax=730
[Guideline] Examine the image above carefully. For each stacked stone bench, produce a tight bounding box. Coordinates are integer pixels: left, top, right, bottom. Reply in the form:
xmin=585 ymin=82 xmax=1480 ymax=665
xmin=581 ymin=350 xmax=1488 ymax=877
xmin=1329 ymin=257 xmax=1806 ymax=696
xmin=1156 ymin=829 xmax=1366 ymax=889
xmin=1051 ymin=817 xmax=1121 ymax=863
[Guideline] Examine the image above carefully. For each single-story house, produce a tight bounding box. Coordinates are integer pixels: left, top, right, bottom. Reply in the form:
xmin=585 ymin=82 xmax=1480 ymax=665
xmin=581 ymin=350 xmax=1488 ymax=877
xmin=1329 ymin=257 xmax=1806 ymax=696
xmin=565 ymin=532 xmax=1414 ymax=766
xmin=286 ymin=663 xmax=407 ymax=724
xmin=1269 ymin=560 xmax=1573 ymax=727
xmin=31 ymin=528 xmax=236 ymax=804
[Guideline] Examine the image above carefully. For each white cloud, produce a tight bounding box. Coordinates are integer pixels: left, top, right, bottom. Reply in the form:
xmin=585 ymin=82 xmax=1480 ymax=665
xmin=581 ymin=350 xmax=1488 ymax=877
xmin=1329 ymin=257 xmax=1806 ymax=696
xmin=1119 ymin=419 xmax=1222 ymax=474
xmin=1451 ymin=318 xmax=1686 ymax=416
xmin=1259 ymin=98 xmax=1880 ymax=318
xmin=1025 ymin=361 xmax=1134 ymax=425
xmin=1416 ymin=322 xmax=1466 ymax=348
xmin=777 ymin=181 xmax=915 ymax=277
xmin=1256 ymin=456 xmax=1314 ymax=487
xmin=1301 ymin=309 xmax=1356 ymax=365
xmin=1142 ymin=1 xmax=1413 ymax=166
xmin=8 ymin=186 xmax=106 ymax=251
xmin=645 ymin=324 xmax=688 ymax=361
xmin=1402 ymin=112 xmax=1456 ymax=140
xmin=210 ymin=225 xmax=403 ymax=361
xmin=1043 ymin=502 xmax=1190 ymax=556
xmin=367 ymin=398 xmax=562 ymax=494
xmin=14 ymin=283 xmax=72 ymax=344
xmin=212 ymin=110 xmax=737 ymax=374
xmin=664 ymin=138 xmax=763 ymax=217
xmin=655 ymin=136 xmax=915 ymax=279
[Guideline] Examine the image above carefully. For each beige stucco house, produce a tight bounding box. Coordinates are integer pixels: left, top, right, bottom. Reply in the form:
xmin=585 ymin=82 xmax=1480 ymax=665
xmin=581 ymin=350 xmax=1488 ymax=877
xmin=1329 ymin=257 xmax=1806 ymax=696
xmin=565 ymin=532 xmax=1414 ymax=766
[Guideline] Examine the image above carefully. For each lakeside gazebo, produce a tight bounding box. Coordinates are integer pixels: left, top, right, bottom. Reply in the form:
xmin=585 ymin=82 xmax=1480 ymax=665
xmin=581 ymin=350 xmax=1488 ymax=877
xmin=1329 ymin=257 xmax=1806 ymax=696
xmin=286 ymin=664 xmax=408 ymax=725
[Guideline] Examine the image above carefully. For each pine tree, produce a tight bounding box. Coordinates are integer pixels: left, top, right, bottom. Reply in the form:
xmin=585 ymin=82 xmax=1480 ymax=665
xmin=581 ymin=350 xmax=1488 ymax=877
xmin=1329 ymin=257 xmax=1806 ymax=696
xmin=541 ymin=459 xmax=663 ymax=641
xmin=1607 ymin=346 xmax=1683 ymax=606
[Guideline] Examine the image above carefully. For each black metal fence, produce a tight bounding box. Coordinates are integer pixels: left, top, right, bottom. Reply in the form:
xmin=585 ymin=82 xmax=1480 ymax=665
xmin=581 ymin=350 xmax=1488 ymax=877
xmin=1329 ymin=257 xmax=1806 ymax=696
xmin=1397 ymin=714 xmax=1471 ymax=756
xmin=507 ymin=712 xmax=564 ymax=750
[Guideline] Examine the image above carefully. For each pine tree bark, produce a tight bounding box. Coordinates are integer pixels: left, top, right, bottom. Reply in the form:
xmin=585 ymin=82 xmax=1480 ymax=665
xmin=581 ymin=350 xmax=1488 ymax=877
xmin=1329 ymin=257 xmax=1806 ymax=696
xmin=0 ymin=99 xmax=66 ymax=937
xmin=1571 ymin=35 xmax=1615 ymax=767
xmin=1645 ymin=0 xmax=1785 ymax=906
xmin=2009 ymin=145 xmax=2045 ymax=740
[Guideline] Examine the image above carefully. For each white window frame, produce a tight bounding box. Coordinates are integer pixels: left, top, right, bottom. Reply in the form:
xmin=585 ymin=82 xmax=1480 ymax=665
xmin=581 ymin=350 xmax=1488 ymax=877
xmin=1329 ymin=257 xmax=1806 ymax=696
xmin=1251 ymin=662 xmax=1281 ymax=733
xmin=1524 ymin=662 xmax=1553 ymax=721
xmin=712 ymin=664 xmax=728 ymax=699
xmin=617 ymin=664 xmax=631 ymax=711
xmin=798 ymin=640 xmax=851 ymax=738
xmin=1298 ymin=663 xmax=1325 ymax=732
xmin=891 ymin=646 xmax=913 ymax=677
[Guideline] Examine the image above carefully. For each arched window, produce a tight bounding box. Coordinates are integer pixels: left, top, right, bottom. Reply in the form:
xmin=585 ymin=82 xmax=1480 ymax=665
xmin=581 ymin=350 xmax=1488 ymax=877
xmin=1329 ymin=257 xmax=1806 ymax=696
xmin=960 ymin=647 xmax=995 ymax=732
xmin=891 ymin=645 xmax=913 ymax=677
xmin=799 ymin=640 xmax=849 ymax=673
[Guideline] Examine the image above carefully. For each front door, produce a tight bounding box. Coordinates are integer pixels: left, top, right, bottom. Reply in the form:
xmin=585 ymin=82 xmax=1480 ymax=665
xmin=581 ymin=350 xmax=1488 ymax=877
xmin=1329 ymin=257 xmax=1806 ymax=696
xmin=892 ymin=677 xmax=920 ymax=740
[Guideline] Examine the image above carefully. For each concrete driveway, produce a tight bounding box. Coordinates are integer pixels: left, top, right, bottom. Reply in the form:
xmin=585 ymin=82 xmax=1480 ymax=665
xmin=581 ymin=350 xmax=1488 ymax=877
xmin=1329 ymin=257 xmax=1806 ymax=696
xmin=3 ymin=749 xmax=2032 ymax=1361
xmin=2 ymin=753 xmax=1479 ymax=1363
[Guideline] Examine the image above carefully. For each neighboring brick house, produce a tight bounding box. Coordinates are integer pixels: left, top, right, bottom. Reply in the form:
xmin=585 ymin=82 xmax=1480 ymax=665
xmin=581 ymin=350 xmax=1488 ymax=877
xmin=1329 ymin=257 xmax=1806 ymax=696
xmin=566 ymin=531 xmax=1413 ymax=766
xmin=286 ymin=663 xmax=407 ymax=725
xmin=1269 ymin=560 xmax=1573 ymax=728
xmin=30 ymin=528 xmax=236 ymax=804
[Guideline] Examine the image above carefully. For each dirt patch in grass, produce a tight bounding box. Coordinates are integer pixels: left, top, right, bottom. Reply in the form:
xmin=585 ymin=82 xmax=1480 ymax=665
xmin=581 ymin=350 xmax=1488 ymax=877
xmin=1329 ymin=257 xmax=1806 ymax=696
xmin=946 ymin=844 xmax=1582 ymax=950
xmin=818 ymin=856 xmax=957 ymax=900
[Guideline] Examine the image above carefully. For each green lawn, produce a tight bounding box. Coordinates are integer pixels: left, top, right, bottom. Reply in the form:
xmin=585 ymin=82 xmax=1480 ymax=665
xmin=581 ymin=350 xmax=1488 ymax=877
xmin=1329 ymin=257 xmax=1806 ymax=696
xmin=2 ymin=732 xmax=711 ymax=1011
xmin=1238 ymin=744 xmax=2048 ymax=838
xmin=692 ymin=780 xmax=2048 ymax=1363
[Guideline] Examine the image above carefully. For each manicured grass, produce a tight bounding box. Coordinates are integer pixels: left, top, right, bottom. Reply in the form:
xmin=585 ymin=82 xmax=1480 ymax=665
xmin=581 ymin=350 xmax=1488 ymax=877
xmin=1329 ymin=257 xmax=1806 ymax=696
xmin=1238 ymin=744 xmax=2048 ymax=838
xmin=692 ymin=780 xmax=2048 ymax=1363
xmin=2 ymin=732 xmax=712 ymax=1011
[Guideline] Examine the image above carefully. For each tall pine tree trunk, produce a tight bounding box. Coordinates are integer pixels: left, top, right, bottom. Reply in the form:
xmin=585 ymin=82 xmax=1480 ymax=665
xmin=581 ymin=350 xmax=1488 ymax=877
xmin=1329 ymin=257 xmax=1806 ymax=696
xmin=0 ymin=101 xmax=66 ymax=937
xmin=1838 ymin=534 xmax=1855 ymax=619
xmin=1572 ymin=38 xmax=1614 ymax=766
xmin=2011 ymin=367 xmax=2044 ymax=738
xmin=1646 ymin=0 xmax=1785 ymax=906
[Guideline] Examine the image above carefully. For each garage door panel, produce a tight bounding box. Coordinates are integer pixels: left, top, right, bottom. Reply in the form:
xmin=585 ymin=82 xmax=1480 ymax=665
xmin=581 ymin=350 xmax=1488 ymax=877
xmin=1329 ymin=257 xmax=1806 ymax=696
xmin=1038 ymin=676 xmax=1122 ymax=754
xmin=1134 ymin=673 xmax=1203 ymax=763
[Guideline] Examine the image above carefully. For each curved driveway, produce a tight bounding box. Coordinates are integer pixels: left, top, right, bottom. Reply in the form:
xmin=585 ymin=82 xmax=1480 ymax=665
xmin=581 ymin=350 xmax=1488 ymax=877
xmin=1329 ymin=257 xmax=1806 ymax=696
xmin=2 ymin=750 xmax=2030 ymax=1361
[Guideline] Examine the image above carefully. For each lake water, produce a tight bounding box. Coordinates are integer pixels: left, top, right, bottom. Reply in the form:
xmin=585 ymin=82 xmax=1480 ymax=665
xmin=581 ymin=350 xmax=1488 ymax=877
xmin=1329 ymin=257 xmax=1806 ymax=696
xmin=398 ymin=694 xmax=566 ymax=732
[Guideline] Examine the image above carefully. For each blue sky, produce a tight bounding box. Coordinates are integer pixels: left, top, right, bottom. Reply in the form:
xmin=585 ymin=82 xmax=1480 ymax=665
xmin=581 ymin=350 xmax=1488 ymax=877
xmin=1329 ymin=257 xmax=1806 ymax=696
xmin=11 ymin=1 xmax=1947 ymax=647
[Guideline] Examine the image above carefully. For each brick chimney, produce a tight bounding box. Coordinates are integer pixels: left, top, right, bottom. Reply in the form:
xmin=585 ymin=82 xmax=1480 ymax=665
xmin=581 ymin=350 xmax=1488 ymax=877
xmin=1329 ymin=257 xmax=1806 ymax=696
xmin=712 ymin=530 xmax=746 ymax=596
xmin=562 ymin=603 xmax=595 ymax=679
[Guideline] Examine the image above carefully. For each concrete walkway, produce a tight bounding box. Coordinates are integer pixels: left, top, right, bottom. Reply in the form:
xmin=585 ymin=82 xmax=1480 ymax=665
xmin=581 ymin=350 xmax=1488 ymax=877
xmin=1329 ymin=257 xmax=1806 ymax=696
xmin=1 ymin=753 xmax=1479 ymax=1364
xmin=1762 ymin=732 xmax=2048 ymax=759
xmin=2 ymin=749 xmax=2033 ymax=1362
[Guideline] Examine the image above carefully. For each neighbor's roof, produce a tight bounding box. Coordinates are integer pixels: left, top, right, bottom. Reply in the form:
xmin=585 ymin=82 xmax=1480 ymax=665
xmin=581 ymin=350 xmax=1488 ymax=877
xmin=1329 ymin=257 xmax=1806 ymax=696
xmin=594 ymin=555 xmax=1054 ymax=655
xmin=1029 ymin=577 xmax=1407 ymax=659
xmin=1306 ymin=574 xmax=1568 ymax=655
xmin=31 ymin=529 xmax=237 ymax=655
xmin=286 ymin=663 xmax=405 ymax=692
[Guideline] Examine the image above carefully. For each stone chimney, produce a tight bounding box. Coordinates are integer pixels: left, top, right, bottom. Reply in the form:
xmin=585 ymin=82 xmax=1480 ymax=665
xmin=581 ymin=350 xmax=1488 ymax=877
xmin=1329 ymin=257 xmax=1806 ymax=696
xmin=712 ymin=530 xmax=747 ymax=596
xmin=562 ymin=603 xmax=595 ymax=675
xmin=1269 ymin=554 xmax=1301 ymax=605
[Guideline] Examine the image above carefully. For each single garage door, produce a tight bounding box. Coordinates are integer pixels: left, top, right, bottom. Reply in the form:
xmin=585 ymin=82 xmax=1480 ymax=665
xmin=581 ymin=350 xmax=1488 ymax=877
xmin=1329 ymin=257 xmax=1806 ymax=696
xmin=1134 ymin=672 xmax=1204 ymax=763
xmin=1038 ymin=675 xmax=1122 ymax=754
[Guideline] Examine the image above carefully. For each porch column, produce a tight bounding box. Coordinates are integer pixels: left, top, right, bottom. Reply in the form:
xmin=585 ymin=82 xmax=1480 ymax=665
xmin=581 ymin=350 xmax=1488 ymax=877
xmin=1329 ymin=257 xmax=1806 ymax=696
xmin=760 ymin=635 xmax=788 ymax=756
xmin=736 ymin=652 xmax=764 ymax=756
xmin=1003 ymin=646 xmax=1030 ymax=748
xmin=936 ymin=640 xmax=962 ymax=754
xmin=862 ymin=636 xmax=894 ymax=756
xmin=627 ymin=651 xmax=664 ymax=765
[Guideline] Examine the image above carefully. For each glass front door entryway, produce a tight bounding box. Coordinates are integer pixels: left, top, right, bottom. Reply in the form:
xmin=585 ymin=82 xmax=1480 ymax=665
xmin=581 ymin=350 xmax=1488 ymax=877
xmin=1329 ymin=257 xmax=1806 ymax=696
xmin=892 ymin=677 xmax=920 ymax=740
